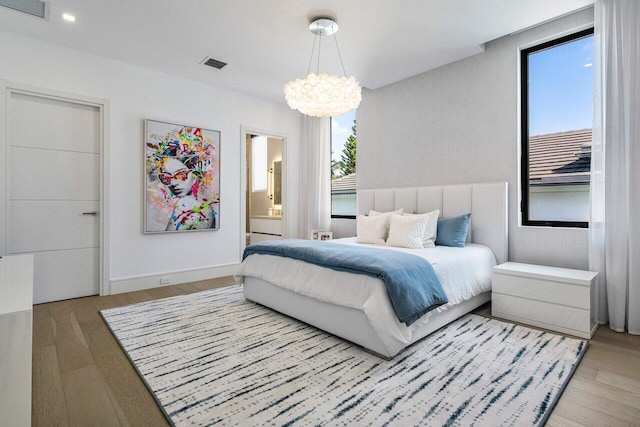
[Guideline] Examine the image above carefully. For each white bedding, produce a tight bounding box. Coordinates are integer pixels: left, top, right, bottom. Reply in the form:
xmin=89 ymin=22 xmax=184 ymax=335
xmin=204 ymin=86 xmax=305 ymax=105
xmin=236 ymin=238 xmax=496 ymax=355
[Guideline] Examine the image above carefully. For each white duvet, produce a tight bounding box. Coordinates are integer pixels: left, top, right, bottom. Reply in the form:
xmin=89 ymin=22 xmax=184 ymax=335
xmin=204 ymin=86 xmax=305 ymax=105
xmin=236 ymin=238 xmax=496 ymax=354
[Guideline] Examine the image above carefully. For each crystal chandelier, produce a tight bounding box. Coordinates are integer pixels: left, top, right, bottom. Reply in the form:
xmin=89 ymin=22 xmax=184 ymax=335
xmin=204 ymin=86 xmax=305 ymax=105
xmin=284 ymin=17 xmax=362 ymax=117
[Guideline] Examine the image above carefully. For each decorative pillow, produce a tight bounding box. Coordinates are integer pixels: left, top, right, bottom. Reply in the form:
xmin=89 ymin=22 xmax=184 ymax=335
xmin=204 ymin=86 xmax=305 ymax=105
xmin=368 ymin=208 xmax=404 ymax=239
xmin=436 ymin=213 xmax=471 ymax=247
xmin=403 ymin=209 xmax=440 ymax=248
xmin=356 ymin=214 xmax=388 ymax=245
xmin=369 ymin=208 xmax=403 ymax=217
xmin=386 ymin=214 xmax=428 ymax=249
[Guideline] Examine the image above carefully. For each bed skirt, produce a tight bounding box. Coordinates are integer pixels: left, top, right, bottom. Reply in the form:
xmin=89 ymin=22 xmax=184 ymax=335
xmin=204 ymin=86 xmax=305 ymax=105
xmin=243 ymin=277 xmax=490 ymax=358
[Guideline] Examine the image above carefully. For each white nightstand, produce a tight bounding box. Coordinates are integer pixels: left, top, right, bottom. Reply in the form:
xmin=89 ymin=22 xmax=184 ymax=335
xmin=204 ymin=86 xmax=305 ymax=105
xmin=491 ymin=262 xmax=598 ymax=339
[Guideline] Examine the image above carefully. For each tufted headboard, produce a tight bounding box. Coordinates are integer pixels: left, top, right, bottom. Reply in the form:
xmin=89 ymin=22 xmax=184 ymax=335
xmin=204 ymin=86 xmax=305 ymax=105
xmin=357 ymin=182 xmax=508 ymax=264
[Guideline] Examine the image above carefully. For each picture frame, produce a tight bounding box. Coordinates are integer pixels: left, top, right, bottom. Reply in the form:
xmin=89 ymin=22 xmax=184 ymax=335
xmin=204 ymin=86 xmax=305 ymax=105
xmin=311 ymin=230 xmax=333 ymax=240
xmin=144 ymin=119 xmax=220 ymax=233
xmin=319 ymin=231 xmax=333 ymax=241
xmin=310 ymin=230 xmax=322 ymax=240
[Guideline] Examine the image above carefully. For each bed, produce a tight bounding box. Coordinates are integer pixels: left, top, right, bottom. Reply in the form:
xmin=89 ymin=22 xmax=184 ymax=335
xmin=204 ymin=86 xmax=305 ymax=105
xmin=238 ymin=182 xmax=508 ymax=358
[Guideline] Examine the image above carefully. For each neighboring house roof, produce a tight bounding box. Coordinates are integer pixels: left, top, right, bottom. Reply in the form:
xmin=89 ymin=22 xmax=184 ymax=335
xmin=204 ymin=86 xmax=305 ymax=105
xmin=331 ymin=173 xmax=356 ymax=193
xmin=529 ymin=129 xmax=591 ymax=186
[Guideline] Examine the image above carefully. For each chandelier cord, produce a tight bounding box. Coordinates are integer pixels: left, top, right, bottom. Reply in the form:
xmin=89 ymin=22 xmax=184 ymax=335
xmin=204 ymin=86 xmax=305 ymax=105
xmin=316 ymin=31 xmax=322 ymax=74
xmin=332 ymin=30 xmax=348 ymax=77
xmin=306 ymin=32 xmax=318 ymax=75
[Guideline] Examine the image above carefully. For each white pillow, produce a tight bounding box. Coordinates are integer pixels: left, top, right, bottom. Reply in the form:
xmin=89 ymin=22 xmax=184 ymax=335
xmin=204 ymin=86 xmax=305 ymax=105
xmin=369 ymin=208 xmax=403 ymax=217
xmin=368 ymin=208 xmax=403 ymax=239
xmin=403 ymin=209 xmax=439 ymax=248
xmin=356 ymin=214 xmax=388 ymax=245
xmin=386 ymin=214 xmax=428 ymax=249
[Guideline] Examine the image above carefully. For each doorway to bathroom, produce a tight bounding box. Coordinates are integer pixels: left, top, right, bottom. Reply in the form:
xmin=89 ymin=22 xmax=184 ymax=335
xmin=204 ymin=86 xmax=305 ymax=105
xmin=241 ymin=128 xmax=286 ymax=254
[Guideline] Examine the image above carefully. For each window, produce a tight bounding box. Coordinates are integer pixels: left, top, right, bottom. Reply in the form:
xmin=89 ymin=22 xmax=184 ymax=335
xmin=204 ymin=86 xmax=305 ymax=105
xmin=521 ymin=28 xmax=594 ymax=228
xmin=330 ymin=110 xmax=357 ymax=218
xmin=251 ymin=136 xmax=267 ymax=192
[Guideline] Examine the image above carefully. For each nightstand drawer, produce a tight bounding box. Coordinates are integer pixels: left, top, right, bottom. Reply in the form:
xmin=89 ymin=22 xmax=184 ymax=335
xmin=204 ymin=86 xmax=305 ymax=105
xmin=492 ymin=294 xmax=592 ymax=338
xmin=492 ymin=273 xmax=589 ymax=309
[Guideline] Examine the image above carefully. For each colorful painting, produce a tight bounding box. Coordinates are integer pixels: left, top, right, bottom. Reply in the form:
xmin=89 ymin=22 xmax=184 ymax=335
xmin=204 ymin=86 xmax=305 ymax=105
xmin=144 ymin=119 xmax=220 ymax=233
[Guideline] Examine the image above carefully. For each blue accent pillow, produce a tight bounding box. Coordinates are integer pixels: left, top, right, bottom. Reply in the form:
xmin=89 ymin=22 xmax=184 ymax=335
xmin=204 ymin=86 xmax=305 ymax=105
xmin=436 ymin=213 xmax=471 ymax=247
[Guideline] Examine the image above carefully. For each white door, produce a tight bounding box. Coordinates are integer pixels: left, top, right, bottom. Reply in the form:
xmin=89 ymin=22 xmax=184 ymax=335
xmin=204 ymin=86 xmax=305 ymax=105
xmin=7 ymin=92 xmax=101 ymax=304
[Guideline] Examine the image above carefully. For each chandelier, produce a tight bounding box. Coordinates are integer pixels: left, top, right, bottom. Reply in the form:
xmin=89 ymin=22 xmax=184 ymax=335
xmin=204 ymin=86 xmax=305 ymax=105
xmin=284 ymin=17 xmax=362 ymax=117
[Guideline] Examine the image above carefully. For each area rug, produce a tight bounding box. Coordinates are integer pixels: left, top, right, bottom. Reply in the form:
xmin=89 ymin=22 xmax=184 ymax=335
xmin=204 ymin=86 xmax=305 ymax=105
xmin=101 ymin=285 xmax=587 ymax=426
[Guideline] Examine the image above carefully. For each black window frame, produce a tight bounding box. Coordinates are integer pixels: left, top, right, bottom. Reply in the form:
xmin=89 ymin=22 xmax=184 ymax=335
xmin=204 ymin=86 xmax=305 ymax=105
xmin=331 ymin=214 xmax=357 ymax=219
xmin=520 ymin=28 xmax=593 ymax=229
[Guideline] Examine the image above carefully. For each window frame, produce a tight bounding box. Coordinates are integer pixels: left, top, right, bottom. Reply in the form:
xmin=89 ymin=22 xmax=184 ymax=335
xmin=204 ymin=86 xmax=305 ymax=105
xmin=520 ymin=28 xmax=593 ymax=229
xmin=331 ymin=214 xmax=357 ymax=219
xmin=330 ymin=116 xmax=357 ymax=219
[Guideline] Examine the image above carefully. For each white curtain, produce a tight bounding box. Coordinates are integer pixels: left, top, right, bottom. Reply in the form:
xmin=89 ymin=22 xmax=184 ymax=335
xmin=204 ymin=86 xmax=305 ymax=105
xmin=590 ymin=0 xmax=640 ymax=334
xmin=298 ymin=115 xmax=331 ymax=239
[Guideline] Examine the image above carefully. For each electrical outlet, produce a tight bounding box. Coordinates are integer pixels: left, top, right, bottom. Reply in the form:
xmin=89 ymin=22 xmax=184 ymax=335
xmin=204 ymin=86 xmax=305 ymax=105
xmin=160 ymin=276 xmax=171 ymax=285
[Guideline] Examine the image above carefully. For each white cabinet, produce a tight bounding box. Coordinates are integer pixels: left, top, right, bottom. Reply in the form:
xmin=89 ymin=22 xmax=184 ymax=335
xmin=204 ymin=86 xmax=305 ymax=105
xmin=250 ymin=217 xmax=282 ymax=243
xmin=491 ymin=262 xmax=598 ymax=339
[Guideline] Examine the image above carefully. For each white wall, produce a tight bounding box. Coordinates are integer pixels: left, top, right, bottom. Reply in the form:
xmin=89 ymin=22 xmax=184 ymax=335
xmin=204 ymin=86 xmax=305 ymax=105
xmin=356 ymin=9 xmax=593 ymax=270
xmin=0 ymin=31 xmax=301 ymax=293
xmin=530 ymin=185 xmax=590 ymax=222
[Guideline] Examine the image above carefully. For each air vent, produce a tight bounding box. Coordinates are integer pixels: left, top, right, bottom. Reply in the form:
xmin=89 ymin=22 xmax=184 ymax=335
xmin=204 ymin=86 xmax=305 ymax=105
xmin=202 ymin=57 xmax=227 ymax=70
xmin=0 ymin=0 xmax=46 ymax=19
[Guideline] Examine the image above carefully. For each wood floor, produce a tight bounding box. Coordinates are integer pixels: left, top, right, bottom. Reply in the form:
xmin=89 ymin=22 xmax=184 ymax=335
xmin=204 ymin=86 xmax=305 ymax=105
xmin=33 ymin=278 xmax=640 ymax=427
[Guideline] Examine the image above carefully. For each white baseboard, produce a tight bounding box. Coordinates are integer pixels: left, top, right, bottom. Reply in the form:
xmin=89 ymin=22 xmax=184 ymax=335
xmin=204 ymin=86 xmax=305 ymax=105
xmin=109 ymin=263 xmax=240 ymax=295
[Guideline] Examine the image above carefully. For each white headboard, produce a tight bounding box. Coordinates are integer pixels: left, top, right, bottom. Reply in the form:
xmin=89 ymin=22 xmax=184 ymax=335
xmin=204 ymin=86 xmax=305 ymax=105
xmin=357 ymin=182 xmax=508 ymax=264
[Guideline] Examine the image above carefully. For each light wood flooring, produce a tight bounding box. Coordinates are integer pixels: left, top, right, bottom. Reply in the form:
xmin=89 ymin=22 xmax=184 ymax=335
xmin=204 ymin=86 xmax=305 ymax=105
xmin=33 ymin=278 xmax=640 ymax=426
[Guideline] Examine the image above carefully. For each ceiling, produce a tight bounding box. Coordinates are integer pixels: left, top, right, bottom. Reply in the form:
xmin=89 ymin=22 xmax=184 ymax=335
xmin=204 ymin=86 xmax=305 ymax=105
xmin=0 ymin=0 xmax=594 ymax=103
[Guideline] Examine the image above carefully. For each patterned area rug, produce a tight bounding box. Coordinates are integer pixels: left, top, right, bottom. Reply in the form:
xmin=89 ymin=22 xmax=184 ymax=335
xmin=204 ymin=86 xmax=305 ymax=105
xmin=101 ymin=285 xmax=587 ymax=426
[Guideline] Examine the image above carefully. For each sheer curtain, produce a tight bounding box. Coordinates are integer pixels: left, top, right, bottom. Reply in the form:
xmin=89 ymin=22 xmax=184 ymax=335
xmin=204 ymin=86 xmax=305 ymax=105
xmin=297 ymin=115 xmax=331 ymax=239
xmin=590 ymin=0 xmax=640 ymax=334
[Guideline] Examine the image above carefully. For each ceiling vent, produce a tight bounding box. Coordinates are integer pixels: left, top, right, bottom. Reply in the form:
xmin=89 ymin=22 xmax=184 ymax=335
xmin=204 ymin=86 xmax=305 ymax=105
xmin=202 ymin=57 xmax=227 ymax=70
xmin=0 ymin=0 xmax=47 ymax=19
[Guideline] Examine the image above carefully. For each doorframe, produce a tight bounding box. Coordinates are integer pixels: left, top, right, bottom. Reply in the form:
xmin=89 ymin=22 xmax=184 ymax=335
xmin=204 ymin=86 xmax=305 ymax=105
xmin=0 ymin=81 xmax=111 ymax=296
xmin=239 ymin=126 xmax=288 ymax=259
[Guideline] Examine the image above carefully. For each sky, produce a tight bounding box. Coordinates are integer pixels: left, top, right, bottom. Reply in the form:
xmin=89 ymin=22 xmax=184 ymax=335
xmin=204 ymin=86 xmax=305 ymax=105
xmin=528 ymin=34 xmax=594 ymax=136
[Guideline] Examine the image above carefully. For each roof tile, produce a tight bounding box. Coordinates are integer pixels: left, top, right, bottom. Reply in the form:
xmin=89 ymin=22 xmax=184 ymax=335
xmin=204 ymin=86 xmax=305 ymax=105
xmin=331 ymin=173 xmax=356 ymax=192
xmin=529 ymin=129 xmax=591 ymax=185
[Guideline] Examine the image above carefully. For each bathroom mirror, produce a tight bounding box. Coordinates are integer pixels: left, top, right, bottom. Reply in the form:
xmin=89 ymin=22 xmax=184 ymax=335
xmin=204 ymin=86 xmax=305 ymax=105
xmin=272 ymin=160 xmax=282 ymax=206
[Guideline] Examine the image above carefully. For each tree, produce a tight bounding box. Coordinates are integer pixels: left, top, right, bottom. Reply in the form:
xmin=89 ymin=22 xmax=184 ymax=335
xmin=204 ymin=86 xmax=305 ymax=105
xmin=338 ymin=119 xmax=356 ymax=176
xmin=331 ymin=158 xmax=341 ymax=179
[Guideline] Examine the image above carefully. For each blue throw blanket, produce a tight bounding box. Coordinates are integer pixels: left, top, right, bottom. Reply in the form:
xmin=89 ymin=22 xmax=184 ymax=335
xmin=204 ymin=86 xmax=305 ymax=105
xmin=242 ymin=239 xmax=448 ymax=326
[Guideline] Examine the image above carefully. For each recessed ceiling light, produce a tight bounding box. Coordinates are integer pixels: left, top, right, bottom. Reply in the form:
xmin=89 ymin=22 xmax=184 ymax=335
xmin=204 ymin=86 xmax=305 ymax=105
xmin=62 ymin=13 xmax=76 ymax=22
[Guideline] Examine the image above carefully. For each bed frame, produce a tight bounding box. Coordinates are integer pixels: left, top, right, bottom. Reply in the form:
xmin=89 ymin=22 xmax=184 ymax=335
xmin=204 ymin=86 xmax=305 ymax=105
xmin=244 ymin=182 xmax=508 ymax=358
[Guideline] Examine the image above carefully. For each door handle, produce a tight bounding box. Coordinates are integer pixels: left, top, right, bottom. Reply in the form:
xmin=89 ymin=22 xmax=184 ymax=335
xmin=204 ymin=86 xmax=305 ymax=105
xmin=82 ymin=211 xmax=98 ymax=216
